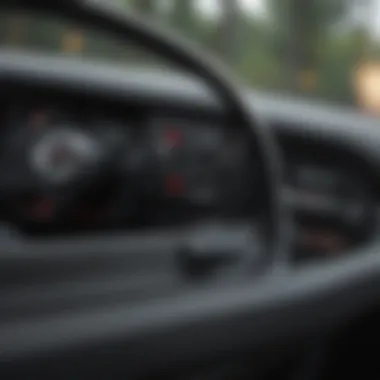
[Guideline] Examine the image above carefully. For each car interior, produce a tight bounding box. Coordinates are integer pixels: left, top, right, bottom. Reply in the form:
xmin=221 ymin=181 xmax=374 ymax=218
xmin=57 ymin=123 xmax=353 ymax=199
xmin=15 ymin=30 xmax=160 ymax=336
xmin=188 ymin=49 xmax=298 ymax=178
xmin=1 ymin=0 xmax=380 ymax=379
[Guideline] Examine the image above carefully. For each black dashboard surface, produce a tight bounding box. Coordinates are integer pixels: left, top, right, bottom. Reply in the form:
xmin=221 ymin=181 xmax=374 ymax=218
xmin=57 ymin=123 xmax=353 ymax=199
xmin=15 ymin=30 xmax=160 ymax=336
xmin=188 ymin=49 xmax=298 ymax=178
xmin=0 ymin=50 xmax=379 ymax=258
xmin=1 ymin=50 xmax=380 ymax=377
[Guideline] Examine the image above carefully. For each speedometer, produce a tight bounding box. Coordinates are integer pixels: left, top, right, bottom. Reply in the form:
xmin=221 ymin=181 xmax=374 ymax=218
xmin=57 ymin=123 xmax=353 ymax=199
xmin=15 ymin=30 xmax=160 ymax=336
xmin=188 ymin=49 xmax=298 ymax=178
xmin=30 ymin=128 xmax=101 ymax=184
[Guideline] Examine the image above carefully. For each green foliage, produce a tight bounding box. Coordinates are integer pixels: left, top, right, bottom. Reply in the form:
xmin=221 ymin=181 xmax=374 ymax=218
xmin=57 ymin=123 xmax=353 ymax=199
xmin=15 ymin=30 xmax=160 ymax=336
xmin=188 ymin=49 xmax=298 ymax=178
xmin=267 ymin=0 xmax=366 ymax=95
xmin=0 ymin=0 xmax=376 ymax=107
xmin=131 ymin=0 xmax=155 ymax=14
xmin=316 ymin=29 xmax=368 ymax=105
xmin=170 ymin=0 xmax=194 ymax=35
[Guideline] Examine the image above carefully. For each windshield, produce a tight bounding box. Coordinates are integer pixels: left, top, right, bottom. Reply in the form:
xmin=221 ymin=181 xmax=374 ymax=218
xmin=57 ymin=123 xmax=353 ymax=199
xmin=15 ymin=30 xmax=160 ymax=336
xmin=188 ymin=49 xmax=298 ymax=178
xmin=1 ymin=1 xmax=379 ymax=113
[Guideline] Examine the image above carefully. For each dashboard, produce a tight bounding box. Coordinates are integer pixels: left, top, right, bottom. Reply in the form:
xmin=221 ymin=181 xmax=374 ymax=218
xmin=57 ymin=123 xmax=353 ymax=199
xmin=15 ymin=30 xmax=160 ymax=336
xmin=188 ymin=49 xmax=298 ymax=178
xmin=0 ymin=91 xmax=257 ymax=236
xmin=2 ymin=46 xmax=380 ymax=380
xmin=0 ymin=52 xmax=379 ymax=263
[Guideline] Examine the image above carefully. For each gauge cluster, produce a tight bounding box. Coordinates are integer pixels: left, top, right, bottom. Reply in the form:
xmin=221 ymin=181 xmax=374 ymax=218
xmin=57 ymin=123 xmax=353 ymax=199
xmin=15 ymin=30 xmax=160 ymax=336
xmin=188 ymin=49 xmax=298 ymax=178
xmin=0 ymin=96 xmax=378 ymax=262
xmin=0 ymin=101 xmax=255 ymax=234
xmin=149 ymin=118 xmax=237 ymax=204
xmin=139 ymin=117 xmax=255 ymax=225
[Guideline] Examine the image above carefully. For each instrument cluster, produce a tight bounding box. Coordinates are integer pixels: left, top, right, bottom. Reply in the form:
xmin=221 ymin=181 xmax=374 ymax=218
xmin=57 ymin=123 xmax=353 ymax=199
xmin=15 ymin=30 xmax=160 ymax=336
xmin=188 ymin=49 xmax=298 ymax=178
xmin=0 ymin=103 xmax=255 ymax=234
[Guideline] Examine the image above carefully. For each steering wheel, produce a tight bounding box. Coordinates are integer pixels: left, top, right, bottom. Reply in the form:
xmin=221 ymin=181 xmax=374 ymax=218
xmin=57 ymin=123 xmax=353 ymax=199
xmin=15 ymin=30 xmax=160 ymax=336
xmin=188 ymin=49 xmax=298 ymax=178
xmin=0 ymin=0 xmax=289 ymax=378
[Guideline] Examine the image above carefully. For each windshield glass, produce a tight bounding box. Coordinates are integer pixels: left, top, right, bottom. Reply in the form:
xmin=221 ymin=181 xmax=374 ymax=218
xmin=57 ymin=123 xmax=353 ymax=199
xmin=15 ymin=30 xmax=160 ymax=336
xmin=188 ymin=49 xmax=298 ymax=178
xmin=0 ymin=1 xmax=379 ymax=113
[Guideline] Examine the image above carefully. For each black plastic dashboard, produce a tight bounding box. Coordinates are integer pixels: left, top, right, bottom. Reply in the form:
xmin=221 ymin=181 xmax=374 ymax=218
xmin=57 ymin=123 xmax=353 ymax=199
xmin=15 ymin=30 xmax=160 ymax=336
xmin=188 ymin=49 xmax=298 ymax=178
xmin=0 ymin=51 xmax=379 ymax=262
xmin=0 ymin=84 xmax=257 ymax=235
xmin=2 ymin=50 xmax=380 ymax=378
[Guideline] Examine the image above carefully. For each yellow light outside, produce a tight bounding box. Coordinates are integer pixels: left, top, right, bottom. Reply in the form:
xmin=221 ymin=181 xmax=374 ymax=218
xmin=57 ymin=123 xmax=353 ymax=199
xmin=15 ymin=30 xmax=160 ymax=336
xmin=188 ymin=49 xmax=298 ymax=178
xmin=61 ymin=29 xmax=84 ymax=53
xmin=298 ymin=70 xmax=317 ymax=91
xmin=6 ymin=14 xmax=26 ymax=45
xmin=354 ymin=62 xmax=380 ymax=115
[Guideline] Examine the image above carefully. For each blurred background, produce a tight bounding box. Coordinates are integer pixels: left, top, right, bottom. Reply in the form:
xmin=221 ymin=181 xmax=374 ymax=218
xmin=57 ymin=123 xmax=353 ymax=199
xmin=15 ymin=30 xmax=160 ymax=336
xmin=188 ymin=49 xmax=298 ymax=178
xmin=1 ymin=0 xmax=380 ymax=113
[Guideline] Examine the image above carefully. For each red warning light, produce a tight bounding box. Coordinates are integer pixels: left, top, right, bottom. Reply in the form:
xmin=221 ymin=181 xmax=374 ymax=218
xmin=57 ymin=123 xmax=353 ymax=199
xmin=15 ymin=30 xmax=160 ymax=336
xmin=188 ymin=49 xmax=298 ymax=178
xmin=163 ymin=128 xmax=183 ymax=148
xmin=29 ymin=110 xmax=48 ymax=131
xmin=164 ymin=174 xmax=184 ymax=197
xmin=29 ymin=197 xmax=55 ymax=220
